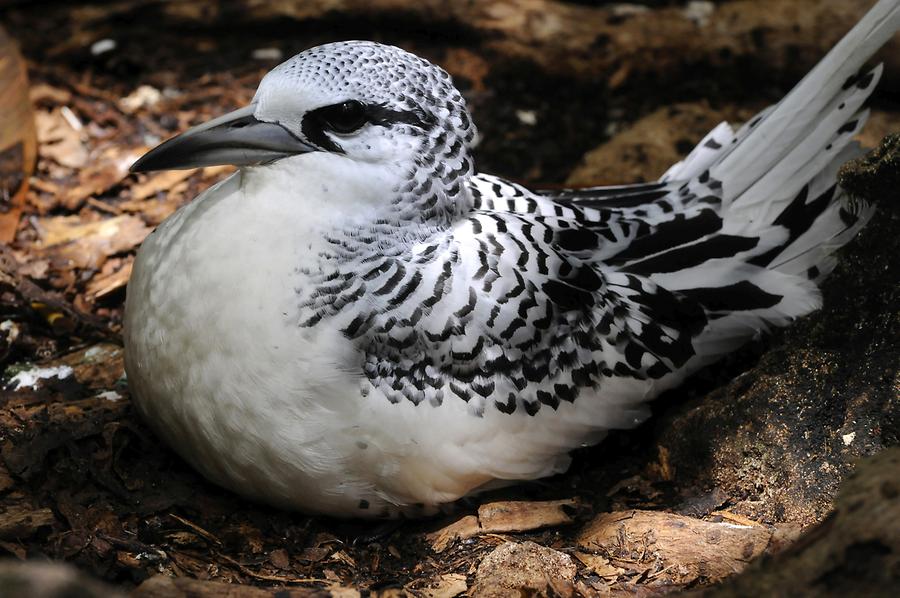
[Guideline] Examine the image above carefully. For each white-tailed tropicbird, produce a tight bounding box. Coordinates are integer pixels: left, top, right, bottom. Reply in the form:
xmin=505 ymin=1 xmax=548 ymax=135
xmin=125 ymin=0 xmax=900 ymax=517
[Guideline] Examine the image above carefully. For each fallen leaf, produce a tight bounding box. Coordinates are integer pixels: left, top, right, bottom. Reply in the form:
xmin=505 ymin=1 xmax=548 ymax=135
xmin=268 ymin=548 xmax=290 ymax=570
xmin=119 ymin=85 xmax=162 ymax=114
xmin=85 ymin=259 xmax=132 ymax=301
xmin=415 ymin=573 xmax=468 ymax=598
xmin=62 ymin=146 xmax=144 ymax=210
xmin=130 ymin=169 xmax=194 ymax=201
xmin=35 ymin=108 xmax=88 ymax=168
xmin=36 ymin=214 xmax=151 ymax=270
xmin=29 ymin=83 xmax=73 ymax=106
xmin=574 ymin=552 xmax=624 ymax=578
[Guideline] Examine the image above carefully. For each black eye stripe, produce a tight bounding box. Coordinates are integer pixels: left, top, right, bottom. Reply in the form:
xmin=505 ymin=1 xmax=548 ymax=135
xmin=366 ymin=105 xmax=436 ymax=130
xmin=300 ymin=101 xmax=436 ymax=153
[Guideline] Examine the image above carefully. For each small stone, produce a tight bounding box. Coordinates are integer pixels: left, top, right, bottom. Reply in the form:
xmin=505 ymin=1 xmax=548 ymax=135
xmin=472 ymin=541 xmax=576 ymax=598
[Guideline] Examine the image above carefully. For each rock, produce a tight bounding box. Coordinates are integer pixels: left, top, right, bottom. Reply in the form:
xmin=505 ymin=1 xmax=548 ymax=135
xmin=840 ymin=133 xmax=900 ymax=208
xmin=567 ymin=106 xmax=899 ymax=529
xmin=642 ymin=133 xmax=900 ymax=527
xmin=472 ymin=541 xmax=576 ymax=598
xmin=0 ymin=560 xmax=122 ymax=598
xmin=697 ymin=448 xmax=900 ymax=596
xmin=566 ymin=103 xmax=750 ymax=186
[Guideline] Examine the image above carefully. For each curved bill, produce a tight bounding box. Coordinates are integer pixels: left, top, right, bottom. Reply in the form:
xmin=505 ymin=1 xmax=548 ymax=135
xmin=130 ymin=105 xmax=316 ymax=172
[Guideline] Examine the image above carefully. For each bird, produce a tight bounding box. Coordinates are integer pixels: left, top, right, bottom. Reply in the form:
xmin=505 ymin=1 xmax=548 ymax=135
xmin=124 ymin=0 xmax=900 ymax=518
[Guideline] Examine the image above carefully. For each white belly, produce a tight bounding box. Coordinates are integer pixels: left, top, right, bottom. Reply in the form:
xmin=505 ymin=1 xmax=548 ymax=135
xmin=126 ymin=172 xmax=365 ymax=515
xmin=124 ymin=162 xmax=655 ymax=517
xmin=123 ymin=167 xmax=497 ymax=517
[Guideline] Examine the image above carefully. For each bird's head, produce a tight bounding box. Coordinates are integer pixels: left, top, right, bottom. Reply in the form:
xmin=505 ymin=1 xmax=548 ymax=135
xmin=131 ymin=41 xmax=478 ymax=218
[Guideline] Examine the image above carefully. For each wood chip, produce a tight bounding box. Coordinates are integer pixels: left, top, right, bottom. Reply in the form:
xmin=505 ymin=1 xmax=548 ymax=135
xmin=577 ymin=510 xmax=773 ymax=585
xmin=478 ymin=499 xmax=578 ymax=533
xmin=427 ymin=499 xmax=579 ymax=553
xmin=426 ymin=515 xmax=481 ymax=553
xmin=0 ymin=503 xmax=56 ymax=540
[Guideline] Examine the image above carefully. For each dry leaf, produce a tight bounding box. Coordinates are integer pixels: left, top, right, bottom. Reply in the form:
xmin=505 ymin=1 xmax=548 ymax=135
xmin=85 ymin=259 xmax=132 ymax=300
xmin=63 ymin=146 xmax=144 ymax=210
xmin=130 ymin=169 xmax=194 ymax=200
xmin=36 ymin=214 xmax=151 ymax=270
xmin=415 ymin=573 xmax=468 ymax=598
xmin=574 ymin=552 xmax=624 ymax=578
xmin=268 ymin=548 xmax=290 ymax=570
xmin=119 ymin=85 xmax=162 ymax=113
xmin=29 ymin=83 xmax=73 ymax=106
xmin=35 ymin=108 xmax=88 ymax=168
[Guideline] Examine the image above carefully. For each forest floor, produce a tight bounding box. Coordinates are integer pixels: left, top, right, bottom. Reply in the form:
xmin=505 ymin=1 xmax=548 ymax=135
xmin=0 ymin=1 xmax=898 ymax=597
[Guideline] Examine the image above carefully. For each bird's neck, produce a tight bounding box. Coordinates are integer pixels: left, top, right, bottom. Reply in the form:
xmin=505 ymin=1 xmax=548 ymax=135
xmin=237 ymin=152 xmax=472 ymax=330
xmin=243 ymin=150 xmax=472 ymax=225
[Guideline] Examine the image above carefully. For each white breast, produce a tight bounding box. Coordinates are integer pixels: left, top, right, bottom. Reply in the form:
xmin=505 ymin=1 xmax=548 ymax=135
xmin=124 ymin=157 xmax=656 ymax=517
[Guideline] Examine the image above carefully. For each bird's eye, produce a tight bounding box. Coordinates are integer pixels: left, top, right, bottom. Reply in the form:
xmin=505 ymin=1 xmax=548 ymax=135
xmin=320 ymin=100 xmax=367 ymax=134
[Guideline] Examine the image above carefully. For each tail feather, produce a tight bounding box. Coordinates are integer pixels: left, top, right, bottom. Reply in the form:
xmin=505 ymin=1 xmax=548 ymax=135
xmin=710 ymin=0 xmax=900 ymax=203
xmin=641 ymin=0 xmax=898 ymax=365
xmin=731 ymin=63 xmax=880 ymax=215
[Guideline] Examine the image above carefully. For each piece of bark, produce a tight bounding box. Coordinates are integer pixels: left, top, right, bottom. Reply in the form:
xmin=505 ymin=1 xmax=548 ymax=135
xmin=0 ymin=503 xmax=57 ymax=541
xmin=694 ymin=448 xmax=900 ymax=597
xmin=426 ymin=499 xmax=578 ymax=552
xmin=577 ymin=510 xmax=772 ymax=585
xmin=477 ymin=499 xmax=578 ymax=533
xmin=0 ymin=26 xmax=37 ymax=244
xmin=472 ymin=541 xmax=577 ymax=598
xmin=426 ymin=514 xmax=482 ymax=553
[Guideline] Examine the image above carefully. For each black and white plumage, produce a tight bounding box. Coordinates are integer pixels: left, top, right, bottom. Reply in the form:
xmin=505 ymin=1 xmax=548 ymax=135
xmin=124 ymin=0 xmax=900 ymax=517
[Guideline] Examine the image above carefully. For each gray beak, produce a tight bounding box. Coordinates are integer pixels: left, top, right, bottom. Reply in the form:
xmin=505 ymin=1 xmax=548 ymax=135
xmin=130 ymin=105 xmax=316 ymax=172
